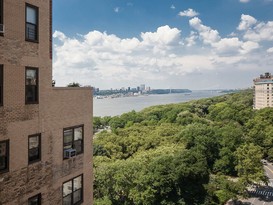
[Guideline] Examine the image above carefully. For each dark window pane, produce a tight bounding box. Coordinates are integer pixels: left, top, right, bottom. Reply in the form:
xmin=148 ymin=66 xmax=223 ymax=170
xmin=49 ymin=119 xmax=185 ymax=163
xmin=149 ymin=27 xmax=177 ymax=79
xmin=0 ymin=65 xmax=2 ymax=106
xmin=26 ymin=23 xmax=37 ymax=41
xmin=63 ymin=195 xmax=72 ymax=205
xmin=73 ymin=189 xmax=82 ymax=204
xmin=0 ymin=141 xmax=8 ymax=171
xmin=29 ymin=148 xmax=39 ymax=161
xmin=28 ymin=194 xmax=41 ymax=205
xmin=0 ymin=0 xmax=3 ymax=24
xmin=26 ymin=85 xmax=38 ymax=103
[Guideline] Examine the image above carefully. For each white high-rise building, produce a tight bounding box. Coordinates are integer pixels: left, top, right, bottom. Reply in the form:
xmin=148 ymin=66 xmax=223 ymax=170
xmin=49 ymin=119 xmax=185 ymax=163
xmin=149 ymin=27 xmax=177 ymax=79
xmin=253 ymin=72 xmax=273 ymax=109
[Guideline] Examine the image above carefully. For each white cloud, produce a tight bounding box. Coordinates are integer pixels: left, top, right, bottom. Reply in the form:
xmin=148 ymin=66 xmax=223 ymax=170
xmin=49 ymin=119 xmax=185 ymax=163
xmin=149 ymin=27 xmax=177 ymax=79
xmin=239 ymin=0 xmax=250 ymax=3
xmin=243 ymin=21 xmax=273 ymax=42
xmin=267 ymin=47 xmax=273 ymax=53
xmin=53 ymin=15 xmax=272 ymax=89
xmin=237 ymin=14 xmax=257 ymax=31
xmin=185 ymin=31 xmax=198 ymax=47
xmin=140 ymin=25 xmax=181 ymax=46
xmin=170 ymin=5 xmax=175 ymax=10
xmin=189 ymin=17 xmax=220 ymax=44
xmin=237 ymin=14 xmax=273 ymax=42
xmin=178 ymin=8 xmax=199 ymax=18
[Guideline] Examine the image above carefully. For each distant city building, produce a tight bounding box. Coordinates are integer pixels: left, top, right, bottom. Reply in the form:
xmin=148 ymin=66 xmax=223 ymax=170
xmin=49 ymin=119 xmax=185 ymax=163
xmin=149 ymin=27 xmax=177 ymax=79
xmin=140 ymin=84 xmax=145 ymax=91
xmin=253 ymin=72 xmax=273 ymax=109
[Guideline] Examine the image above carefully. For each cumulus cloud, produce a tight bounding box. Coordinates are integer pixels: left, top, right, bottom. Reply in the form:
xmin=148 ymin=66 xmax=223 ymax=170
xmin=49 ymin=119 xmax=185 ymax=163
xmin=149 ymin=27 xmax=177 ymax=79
xmin=243 ymin=21 xmax=273 ymax=42
xmin=170 ymin=5 xmax=175 ymax=10
xmin=140 ymin=25 xmax=181 ymax=46
xmin=189 ymin=17 xmax=220 ymax=44
xmin=53 ymin=15 xmax=272 ymax=89
xmin=189 ymin=17 xmax=260 ymax=56
xmin=178 ymin=8 xmax=199 ymax=17
xmin=53 ymin=26 xmax=187 ymax=87
xmin=237 ymin=14 xmax=257 ymax=31
xmin=237 ymin=14 xmax=273 ymax=42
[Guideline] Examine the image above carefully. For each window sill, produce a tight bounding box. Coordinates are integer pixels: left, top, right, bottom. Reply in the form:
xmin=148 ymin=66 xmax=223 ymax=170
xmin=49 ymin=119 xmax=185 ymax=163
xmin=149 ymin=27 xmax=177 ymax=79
xmin=28 ymin=159 xmax=41 ymax=165
xmin=63 ymin=152 xmax=83 ymax=160
xmin=25 ymin=38 xmax=39 ymax=43
xmin=0 ymin=169 xmax=9 ymax=174
xmin=25 ymin=101 xmax=39 ymax=105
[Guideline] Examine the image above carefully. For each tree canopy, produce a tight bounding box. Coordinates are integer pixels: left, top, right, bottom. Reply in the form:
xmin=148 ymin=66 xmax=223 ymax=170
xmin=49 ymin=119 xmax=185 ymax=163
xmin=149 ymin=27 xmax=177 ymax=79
xmin=93 ymin=89 xmax=271 ymax=205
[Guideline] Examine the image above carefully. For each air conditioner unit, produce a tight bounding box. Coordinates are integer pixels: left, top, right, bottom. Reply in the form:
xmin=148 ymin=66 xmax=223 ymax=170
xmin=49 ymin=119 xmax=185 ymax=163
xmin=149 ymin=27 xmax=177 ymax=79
xmin=0 ymin=24 xmax=4 ymax=33
xmin=64 ymin=148 xmax=76 ymax=158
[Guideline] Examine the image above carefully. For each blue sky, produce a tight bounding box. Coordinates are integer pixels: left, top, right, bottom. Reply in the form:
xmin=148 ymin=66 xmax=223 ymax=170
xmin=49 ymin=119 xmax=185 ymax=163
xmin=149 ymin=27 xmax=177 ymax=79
xmin=52 ymin=0 xmax=273 ymax=89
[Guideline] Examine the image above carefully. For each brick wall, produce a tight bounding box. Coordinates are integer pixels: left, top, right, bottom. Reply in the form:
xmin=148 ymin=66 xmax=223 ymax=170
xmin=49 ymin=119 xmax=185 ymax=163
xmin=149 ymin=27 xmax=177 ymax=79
xmin=0 ymin=0 xmax=93 ymax=204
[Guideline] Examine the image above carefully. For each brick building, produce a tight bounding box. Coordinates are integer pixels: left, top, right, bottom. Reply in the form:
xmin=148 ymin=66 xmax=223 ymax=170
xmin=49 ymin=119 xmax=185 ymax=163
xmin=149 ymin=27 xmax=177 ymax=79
xmin=0 ymin=0 xmax=93 ymax=204
xmin=253 ymin=72 xmax=273 ymax=109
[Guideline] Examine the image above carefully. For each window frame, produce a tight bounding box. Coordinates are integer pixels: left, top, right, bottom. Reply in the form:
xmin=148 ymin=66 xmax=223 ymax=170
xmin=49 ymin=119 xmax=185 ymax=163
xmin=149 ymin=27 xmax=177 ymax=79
xmin=63 ymin=125 xmax=84 ymax=159
xmin=62 ymin=175 xmax=83 ymax=205
xmin=0 ymin=0 xmax=3 ymax=37
xmin=0 ymin=140 xmax=9 ymax=173
xmin=0 ymin=65 xmax=3 ymax=106
xmin=28 ymin=193 xmax=41 ymax=205
xmin=28 ymin=133 xmax=41 ymax=164
xmin=25 ymin=3 xmax=39 ymax=42
xmin=25 ymin=67 xmax=39 ymax=104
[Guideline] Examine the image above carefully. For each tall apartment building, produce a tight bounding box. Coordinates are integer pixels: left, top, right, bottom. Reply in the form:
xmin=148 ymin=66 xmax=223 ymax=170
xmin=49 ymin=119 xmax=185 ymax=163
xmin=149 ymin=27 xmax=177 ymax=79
xmin=0 ymin=0 xmax=93 ymax=204
xmin=253 ymin=72 xmax=273 ymax=109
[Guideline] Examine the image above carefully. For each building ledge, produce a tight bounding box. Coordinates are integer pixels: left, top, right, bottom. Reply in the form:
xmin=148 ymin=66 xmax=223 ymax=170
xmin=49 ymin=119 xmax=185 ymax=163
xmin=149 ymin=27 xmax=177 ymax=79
xmin=52 ymin=87 xmax=93 ymax=91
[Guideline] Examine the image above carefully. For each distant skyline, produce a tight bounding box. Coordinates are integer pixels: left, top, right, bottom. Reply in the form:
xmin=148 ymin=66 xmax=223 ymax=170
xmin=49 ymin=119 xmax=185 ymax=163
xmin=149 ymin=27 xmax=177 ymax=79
xmin=52 ymin=0 xmax=273 ymax=90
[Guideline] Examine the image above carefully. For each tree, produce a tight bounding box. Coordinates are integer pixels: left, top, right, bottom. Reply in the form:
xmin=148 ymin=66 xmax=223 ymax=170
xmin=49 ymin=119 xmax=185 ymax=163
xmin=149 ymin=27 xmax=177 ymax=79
xmin=67 ymin=82 xmax=81 ymax=87
xmin=235 ymin=143 xmax=267 ymax=186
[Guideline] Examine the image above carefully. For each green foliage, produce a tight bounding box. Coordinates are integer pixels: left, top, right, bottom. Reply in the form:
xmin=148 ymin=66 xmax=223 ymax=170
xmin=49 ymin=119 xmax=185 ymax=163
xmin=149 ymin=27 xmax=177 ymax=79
xmin=67 ymin=82 xmax=81 ymax=87
xmin=94 ymin=148 xmax=209 ymax=205
xmin=235 ymin=143 xmax=267 ymax=185
xmin=93 ymin=89 xmax=271 ymax=204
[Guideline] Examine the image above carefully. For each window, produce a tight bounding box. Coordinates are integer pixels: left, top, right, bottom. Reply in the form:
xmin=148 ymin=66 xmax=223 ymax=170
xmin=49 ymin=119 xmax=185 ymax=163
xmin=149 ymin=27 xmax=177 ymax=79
xmin=0 ymin=65 xmax=3 ymax=106
xmin=63 ymin=125 xmax=83 ymax=158
xmin=0 ymin=140 xmax=9 ymax=173
xmin=28 ymin=134 xmax=41 ymax=163
xmin=0 ymin=0 xmax=3 ymax=33
xmin=26 ymin=67 xmax=38 ymax=104
xmin=26 ymin=4 xmax=38 ymax=41
xmin=63 ymin=175 xmax=83 ymax=205
xmin=28 ymin=193 xmax=41 ymax=205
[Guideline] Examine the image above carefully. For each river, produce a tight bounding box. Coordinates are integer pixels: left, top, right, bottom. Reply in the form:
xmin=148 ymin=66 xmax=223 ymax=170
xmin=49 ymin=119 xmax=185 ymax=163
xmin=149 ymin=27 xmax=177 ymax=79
xmin=93 ymin=90 xmax=225 ymax=117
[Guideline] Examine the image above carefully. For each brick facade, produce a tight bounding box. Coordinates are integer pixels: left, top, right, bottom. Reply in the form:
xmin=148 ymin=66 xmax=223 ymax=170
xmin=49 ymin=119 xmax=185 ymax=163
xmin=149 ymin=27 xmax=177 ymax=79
xmin=0 ymin=0 xmax=93 ymax=204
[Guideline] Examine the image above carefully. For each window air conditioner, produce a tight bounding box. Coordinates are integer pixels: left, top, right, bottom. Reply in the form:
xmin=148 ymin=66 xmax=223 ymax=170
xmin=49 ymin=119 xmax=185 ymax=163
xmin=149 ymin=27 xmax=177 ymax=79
xmin=0 ymin=24 xmax=4 ymax=33
xmin=64 ymin=148 xmax=76 ymax=158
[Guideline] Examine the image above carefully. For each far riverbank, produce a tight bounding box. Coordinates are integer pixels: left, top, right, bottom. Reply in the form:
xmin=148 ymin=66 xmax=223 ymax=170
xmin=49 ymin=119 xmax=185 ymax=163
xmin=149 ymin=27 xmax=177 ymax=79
xmin=93 ymin=90 xmax=225 ymax=117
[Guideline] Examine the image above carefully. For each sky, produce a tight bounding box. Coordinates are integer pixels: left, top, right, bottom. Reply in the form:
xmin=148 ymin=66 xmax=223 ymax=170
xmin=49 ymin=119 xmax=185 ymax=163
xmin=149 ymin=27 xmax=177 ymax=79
xmin=52 ymin=0 xmax=273 ymax=90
